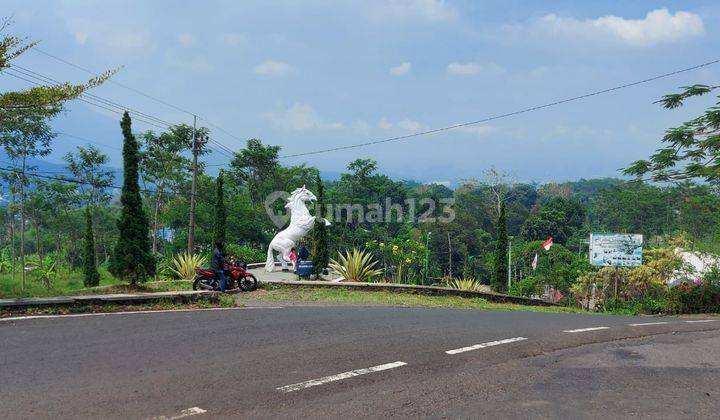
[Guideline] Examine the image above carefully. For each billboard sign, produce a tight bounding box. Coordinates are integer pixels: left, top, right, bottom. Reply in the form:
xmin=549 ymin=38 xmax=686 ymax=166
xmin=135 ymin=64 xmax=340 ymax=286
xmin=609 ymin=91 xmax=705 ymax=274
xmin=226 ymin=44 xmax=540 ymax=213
xmin=589 ymin=233 xmax=643 ymax=267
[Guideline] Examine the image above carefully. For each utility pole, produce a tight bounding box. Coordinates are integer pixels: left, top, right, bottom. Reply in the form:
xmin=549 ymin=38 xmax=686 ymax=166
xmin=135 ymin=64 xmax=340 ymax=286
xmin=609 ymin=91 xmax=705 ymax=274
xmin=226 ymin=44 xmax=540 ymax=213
xmin=507 ymin=237 xmax=512 ymax=291
xmin=447 ymin=231 xmax=452 ymax=277
xmin=187 ymin=115 xmax=205 ymax=255
xmin=424 ymin=232 xmax=431 ymax=284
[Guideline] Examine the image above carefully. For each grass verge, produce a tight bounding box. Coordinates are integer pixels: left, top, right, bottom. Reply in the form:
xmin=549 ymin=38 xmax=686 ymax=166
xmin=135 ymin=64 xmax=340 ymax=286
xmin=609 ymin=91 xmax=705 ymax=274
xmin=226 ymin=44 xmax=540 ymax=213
xmin=240 ymin=284 xmax=591 ymax=314
xmin=0 ymin=294 xmax=238 ymax=318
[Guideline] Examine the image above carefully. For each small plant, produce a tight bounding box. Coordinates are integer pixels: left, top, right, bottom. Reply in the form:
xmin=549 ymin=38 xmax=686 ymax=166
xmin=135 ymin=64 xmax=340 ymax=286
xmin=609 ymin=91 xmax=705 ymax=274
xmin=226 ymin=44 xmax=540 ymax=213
xmin=329 ymin=248 xmax=383 ymax=282
xmin=35 ymin=261 xmax=58 ymax=289
xmin=446 ymin=277 xmax=487 ymax=292
xmin=170 ymin=252 xmax=207 ymax=281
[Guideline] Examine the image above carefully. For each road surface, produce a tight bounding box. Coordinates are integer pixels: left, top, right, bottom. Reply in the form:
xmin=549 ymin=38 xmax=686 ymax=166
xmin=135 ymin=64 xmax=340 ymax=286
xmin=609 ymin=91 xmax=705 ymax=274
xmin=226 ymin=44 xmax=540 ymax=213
xmin=1 ymin=304 xmax=719 ymax=419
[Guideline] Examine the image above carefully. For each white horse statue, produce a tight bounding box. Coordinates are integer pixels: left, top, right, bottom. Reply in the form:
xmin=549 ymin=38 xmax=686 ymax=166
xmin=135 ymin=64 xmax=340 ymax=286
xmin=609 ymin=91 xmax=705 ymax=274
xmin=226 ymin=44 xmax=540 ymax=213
xmin=265 ymin=185 xmax=330 ymax=272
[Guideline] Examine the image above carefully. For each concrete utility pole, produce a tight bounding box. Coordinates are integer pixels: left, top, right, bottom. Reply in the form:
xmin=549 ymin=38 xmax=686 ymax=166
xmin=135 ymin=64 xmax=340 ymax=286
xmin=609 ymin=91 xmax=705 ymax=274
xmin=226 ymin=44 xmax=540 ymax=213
xmin=447 ymin=231 xmax=453 ymax=277
xmin=187 ymin=115 xmax=203 ymax=255
xmin=424 ymin=232 xmax=431 ymax=284
xmin=507 ymin=239 xmax=512 ymax=291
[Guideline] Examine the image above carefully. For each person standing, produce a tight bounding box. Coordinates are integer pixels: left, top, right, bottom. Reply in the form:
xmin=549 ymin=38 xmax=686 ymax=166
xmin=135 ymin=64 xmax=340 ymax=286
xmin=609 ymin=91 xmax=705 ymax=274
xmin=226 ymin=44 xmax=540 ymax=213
xmin=289 ymin=247 xmax=298 ymax=270
xmin=211 ymin=240 xmax=227 ymax=292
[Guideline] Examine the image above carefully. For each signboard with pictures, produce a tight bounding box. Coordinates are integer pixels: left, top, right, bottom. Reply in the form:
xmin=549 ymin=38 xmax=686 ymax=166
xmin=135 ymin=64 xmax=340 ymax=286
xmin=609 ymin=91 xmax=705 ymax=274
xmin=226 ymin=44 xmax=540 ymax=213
xmin=589 ymin=233 xmax=643 ymax=267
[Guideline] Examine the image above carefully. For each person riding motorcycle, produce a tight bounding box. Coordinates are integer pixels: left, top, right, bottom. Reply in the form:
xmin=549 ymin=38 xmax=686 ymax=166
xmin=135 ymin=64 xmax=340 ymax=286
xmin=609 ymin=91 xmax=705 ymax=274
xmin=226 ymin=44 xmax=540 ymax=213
xmin=211 ymin=240 xmax=227 ymax=292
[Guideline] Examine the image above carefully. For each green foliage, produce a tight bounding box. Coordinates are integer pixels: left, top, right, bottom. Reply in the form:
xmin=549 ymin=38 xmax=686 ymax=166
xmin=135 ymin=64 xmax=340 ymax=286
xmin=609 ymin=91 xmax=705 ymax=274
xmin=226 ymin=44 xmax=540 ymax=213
xmin=365 ymin=237 xmax=425 ymax=284
xmin=624 ymin=84 xmax=720 ymax=182
xmin=329 ymin=248 xmax=384 ymax=282
xmin=214 ymin=170 xmax=226 ymax=243
xmin=492 ymin=202 xmax=508 ymax=292
xmin=109 ymin=112 xmax=156 ymax=285
xmin=82 ymin=206 xmax=100 ymax=287
xmin=169 ymin=252 xmax=207 ymax=281
xmin=445 ymin=277 xmax=487 ymax=292
xmin=224 ymin=244 xmax=265 ymax=263
xmin=311 ymin=174 xmax=330 ymax=273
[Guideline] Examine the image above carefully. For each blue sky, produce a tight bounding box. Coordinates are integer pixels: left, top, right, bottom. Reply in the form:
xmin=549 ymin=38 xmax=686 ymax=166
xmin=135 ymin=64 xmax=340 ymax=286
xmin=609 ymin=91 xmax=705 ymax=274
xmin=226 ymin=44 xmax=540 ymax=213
xmin=3 ymin=0 xmax=719 ymax=184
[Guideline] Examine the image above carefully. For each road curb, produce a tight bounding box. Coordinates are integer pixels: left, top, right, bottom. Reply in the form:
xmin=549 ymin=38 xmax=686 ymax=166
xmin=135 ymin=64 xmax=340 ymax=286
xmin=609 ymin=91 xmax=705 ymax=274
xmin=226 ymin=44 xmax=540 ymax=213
xmin=259 ymin=279 xmax=557 ymax=306
xmin=0 ymin=290 xmax=221 ymax=310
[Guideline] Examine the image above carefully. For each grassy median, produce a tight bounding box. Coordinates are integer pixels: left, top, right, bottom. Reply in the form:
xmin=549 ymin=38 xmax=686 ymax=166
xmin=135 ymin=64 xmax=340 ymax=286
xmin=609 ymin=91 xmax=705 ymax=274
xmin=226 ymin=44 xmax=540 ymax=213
xmin=240 ymin=284 xmax=591 ymax=314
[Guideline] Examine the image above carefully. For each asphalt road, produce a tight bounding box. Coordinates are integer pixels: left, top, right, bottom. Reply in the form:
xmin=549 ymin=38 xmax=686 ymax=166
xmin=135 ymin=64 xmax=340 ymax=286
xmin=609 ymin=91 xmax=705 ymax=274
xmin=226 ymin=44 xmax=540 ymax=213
xmin=1 ymin=305 xmax=719 ymax=419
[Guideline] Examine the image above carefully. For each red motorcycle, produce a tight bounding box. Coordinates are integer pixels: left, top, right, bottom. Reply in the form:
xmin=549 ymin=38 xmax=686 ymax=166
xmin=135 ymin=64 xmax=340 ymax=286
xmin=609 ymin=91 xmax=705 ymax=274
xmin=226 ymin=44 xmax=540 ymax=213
xmin=192 ymin=261 xmax=258 ymax=292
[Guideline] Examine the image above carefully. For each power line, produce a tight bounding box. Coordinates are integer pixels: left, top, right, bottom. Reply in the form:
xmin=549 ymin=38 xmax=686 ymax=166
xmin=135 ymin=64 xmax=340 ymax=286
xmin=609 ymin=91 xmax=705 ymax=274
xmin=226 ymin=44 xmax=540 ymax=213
xmin=31 ymin=47 xmax=241 ymax=155
xmin=0 ymin=166 xmax=209 ymax=200
xmin=4 ymin=66 xmax=235 ymax=158
xmin=279 ymin=58 xmax=720 ymax=158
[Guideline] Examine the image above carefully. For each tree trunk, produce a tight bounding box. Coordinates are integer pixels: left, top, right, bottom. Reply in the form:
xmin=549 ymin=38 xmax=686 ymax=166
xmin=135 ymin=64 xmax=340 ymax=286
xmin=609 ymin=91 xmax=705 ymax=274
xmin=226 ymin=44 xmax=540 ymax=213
xmin=9 ymin=206 xmax=15 ymax=283
xmin=20 ymin=155 xmax=26 ymax=291
xmin=35 ymin=218 xmax=42 ymax=270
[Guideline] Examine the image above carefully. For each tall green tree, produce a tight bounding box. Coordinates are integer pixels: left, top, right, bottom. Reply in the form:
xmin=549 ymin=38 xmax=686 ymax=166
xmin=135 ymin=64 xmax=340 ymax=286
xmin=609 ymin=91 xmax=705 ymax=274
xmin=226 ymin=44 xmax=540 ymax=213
xmin=625 ymin=84 xmax=720 ymax=182
xmin=0 ymin=111 xmax=54 ymax=290
xmin=138 ymin=126 xmax=193 ymax=254
xmin=492 ymin=201 xmax=508 ymax=292
xmin=214 ymin=170 xmax=226 ymax=243
xmin=311 ymin=174 xmax=330 ymax=274
xmin=230 ymin=138 xmax=280 ymax=205
xmin=109 ymin=112 xmax=155 ymax=285
xmin=82 ymin=206 xmax=99 ymax=287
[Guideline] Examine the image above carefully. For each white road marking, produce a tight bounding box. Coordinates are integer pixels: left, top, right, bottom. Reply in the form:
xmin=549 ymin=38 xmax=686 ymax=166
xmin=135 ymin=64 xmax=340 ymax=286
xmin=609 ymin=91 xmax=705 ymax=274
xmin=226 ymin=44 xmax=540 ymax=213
xmin=0 ymin=306 xmax=283 ymax=322
xmin=685 ymin=319 xmax=718 ymax=323
xmin=563 ymin=326 xmax=609 ymax=333
xmin=628 ymin=322 xmax=669 ymax=327
xmin=277 ymin=361 xmax=407 ymax=393
xmin=445 ymin=337 xmax=528 ymax=355
xmin=150 ymin=406 xmax=207 ymax=419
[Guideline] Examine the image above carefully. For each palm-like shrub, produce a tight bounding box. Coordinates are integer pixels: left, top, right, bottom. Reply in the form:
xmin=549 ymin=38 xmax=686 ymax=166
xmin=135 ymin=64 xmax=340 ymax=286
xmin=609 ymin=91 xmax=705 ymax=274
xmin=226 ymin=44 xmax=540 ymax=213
xmin=446 ymin=277 xmax=488 ymax=292
xmin=170 ymin=252 xmax=207 ymax=281
xmin=329 ymin=249 xmax=383 ymax=282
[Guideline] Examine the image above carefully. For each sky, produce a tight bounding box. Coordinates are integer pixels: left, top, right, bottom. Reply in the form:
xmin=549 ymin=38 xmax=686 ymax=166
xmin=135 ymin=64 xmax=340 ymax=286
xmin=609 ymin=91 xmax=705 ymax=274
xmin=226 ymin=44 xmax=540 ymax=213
xmin=2 ymin=0 xmax=720 ymax=184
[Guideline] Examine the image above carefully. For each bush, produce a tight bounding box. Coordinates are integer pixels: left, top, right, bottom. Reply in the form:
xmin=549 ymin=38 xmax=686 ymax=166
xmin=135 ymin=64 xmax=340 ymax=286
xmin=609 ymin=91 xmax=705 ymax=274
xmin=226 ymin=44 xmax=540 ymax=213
xmin=225 ymin=244 xmax=265 ymax=263
xmin=169 ymin=253 xmax=207 ymax=281
xmin=329 ymin=248 xmax=383 ymax=282
xmin=509 ymin=276 xmax=540 ymax=297
xmin=666 ymin=281 xmax=720 ymax=314
xmin=445 ymin=278 xmax=487 ymax=292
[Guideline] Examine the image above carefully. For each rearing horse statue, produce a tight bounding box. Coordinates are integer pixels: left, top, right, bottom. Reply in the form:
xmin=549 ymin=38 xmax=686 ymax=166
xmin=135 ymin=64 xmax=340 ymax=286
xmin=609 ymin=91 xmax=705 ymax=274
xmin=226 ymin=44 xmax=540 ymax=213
xmin=265 ymin=185 xmax=330 ymax=272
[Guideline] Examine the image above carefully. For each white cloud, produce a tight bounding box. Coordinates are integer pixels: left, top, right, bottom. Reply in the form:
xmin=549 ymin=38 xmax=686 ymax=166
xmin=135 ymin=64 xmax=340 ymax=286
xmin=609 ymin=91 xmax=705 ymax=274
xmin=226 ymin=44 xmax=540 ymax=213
xmin=447 ymin=62 xmax=504 ymax=76
xmin=254 ymin=60 xmax=294 ymax=76
xmin=267 ymin=103 xmax=343 ymax=131
xmin=390 ymin=62 xmax=412 ymax=76
xmin=220 ymin=33 xmax=247 ymax=47
xmin=378 ymin=118 xmax=393 ymax=130
xmin=378 ymin=118 xmax=425 ymax=132
xmin=373 ymin=0 xmax=457 ymax=22
xmin=177 ymin=33 xmax=196 ymax=48
xmin=107 ymin=32 xmax=150 ymax=50
xmin=397 ymin=119 xmax=424 ymax=132
xmin=533 ymin=8 xmax=704 ymax=46
xmin=74 ymin=31 xmax=88 ymax=45
xmin=455 ymin=124 xmax=496 ymax=136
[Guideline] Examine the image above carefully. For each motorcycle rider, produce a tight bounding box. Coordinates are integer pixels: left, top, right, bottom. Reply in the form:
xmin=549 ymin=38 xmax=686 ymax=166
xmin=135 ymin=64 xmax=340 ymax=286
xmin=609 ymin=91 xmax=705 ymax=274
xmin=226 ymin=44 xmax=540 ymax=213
xmin=211 ymin=240 xmax=227 ymax=292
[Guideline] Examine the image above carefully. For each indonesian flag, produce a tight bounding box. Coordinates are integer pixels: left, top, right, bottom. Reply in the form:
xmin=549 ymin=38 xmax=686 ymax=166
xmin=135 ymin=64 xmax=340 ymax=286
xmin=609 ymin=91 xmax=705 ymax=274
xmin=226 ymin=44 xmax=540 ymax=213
xmin=541 ymin=236 xmax=553 ymax=251
xmin=531 ymin=253 xmax=538 ymax=271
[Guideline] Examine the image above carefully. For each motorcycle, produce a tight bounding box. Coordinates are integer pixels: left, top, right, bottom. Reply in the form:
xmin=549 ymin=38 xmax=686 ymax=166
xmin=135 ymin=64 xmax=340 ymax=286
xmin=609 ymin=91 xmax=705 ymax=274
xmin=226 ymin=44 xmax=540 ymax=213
xmin=192 ymin=261 xmax=258 ymax=292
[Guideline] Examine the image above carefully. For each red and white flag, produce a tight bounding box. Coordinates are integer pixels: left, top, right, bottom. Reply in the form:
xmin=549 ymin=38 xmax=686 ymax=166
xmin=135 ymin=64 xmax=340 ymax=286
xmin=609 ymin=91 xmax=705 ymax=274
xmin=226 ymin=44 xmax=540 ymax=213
xmin=541 ymin=236 xmax=553 ymax=251
xmin=531 ymin=253 xmax=538 ymax=271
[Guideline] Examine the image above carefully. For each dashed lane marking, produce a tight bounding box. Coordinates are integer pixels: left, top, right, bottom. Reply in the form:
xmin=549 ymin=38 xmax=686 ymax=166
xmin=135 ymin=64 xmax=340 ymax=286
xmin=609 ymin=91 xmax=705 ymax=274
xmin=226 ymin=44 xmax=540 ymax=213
xmin=563 ymin=326 xmax=610 ymax=333
xmin=445 ymin=337 xmax=528 ymax=355
xmin=628 ymin=322 xmax=669 ymax=327
xmin=150 ymin=406 xmax=207 ymax=419
xmin=0 ymin=306 xmax=283 ymax=322
xmin=277 ymin=361 xmax=407 ymax=393
xmin=685 ymin=319 xmax=718 ymax=323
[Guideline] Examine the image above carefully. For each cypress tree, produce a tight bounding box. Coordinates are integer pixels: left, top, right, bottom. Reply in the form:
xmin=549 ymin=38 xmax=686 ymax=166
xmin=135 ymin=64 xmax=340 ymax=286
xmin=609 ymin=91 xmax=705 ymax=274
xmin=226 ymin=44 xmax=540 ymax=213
xmin=109 ymin=112 xmax=155 ymax=285
xmin=492 ymin=201 xmax=508 ymax=292
xmin=82 ymin=206 xmax=100 ymax=287
xmin=214 ymin=170 xmax=226 ymax=243
xmin=311 ymin=174 xmax=330 ymax=275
